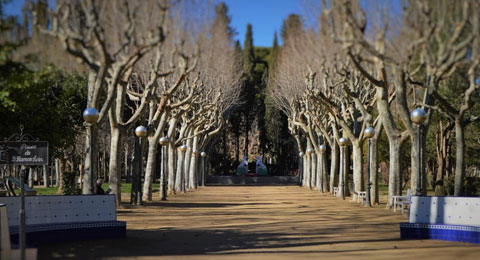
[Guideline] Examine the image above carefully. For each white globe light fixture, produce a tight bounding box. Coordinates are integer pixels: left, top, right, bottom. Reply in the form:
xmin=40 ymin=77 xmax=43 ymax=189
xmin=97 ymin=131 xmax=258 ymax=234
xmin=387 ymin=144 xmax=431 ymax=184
xmin=410 ymin=108 xmax=427 ymax=125
xmin=180 ymin=145 xmax=188 ymax=152
xmin=364 ymin=126 xmax=375 ymax=139
xmin=319 ymin=144 xmax=327 ymax=153
xmin=135 ymin=126 xmax=148 ymax=138
xmin=83 ymin=107 xmax=99 ymax=124
xmin=159 ymin=137 xmax=169 ymax=146
xmin=338 ymin=137 xmax=348 ymax=147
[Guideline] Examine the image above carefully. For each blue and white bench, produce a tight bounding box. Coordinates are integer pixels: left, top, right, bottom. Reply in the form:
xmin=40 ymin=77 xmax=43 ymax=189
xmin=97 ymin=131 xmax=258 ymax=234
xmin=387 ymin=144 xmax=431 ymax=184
xmin=400 ymin=196 xmax=480 ymax=244
xmin=0 ymin=195 xmax=126 ymax=246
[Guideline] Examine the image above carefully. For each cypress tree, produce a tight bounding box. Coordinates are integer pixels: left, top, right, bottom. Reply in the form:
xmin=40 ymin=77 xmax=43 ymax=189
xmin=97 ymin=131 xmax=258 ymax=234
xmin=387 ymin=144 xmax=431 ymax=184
xmin=242 ymin=24 xmax=256 ymax=158
xmin=243 ymin=24 xmax=255 ymax=75
xmin=281 ymin=14 xmax=303 ymax=45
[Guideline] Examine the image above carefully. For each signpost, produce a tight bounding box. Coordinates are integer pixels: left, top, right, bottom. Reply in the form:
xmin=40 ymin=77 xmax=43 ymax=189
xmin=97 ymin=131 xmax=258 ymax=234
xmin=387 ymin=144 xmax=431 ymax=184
xmin=0 ymin=141 xmax=48 ymax=165
xmin=0 ymin=126 xmax=48 ymax=260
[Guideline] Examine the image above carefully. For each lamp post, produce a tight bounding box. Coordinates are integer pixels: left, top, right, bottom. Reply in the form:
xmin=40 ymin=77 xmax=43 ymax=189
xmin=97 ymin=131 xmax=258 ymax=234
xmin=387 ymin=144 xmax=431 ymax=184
xmin=319 ymin=144 xmax=327 ymax=193
xmin=159 ymin=137 xmax=169 ymax=200
xmin=364 ymin=126 xmax=375 ymax=206
xmin=19 ymin=166 xmax=26 ymax=260
xmin=131 ymin=125 xmax=147 ymax=205
xmin=200 ymin=152 xmax=207 ymax=187
xmin=180 ymin=145 xmax=188 ymax=192
xmin=82 ymin=107 xmax=99 ymax=194
xmin=410 ymin=108 xmax=427 ymax=196
xmin=338 ymin=137 xmax=348 ymax=200
xmin=298 ymin=152 xmax=304 ymax=186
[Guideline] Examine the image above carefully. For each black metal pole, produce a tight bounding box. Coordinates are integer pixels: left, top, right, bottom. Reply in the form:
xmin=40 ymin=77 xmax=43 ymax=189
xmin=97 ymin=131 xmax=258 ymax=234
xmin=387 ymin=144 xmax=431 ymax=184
xmin=131 ymin=138 xmax=139 ymax=204
xmin=298 ymin=155 xmax=303 ymax=186
xmin=161 ymin=145 xmax=167 ymax=200
xmin=200 ymin=157 xmax=205 ymax=187
xmin=366 ymin=139 xmax=372 ymax=206
xmin=90 ymin=125 xmax=94 ymax=194
xmin=20 ymin=167 xmax=26 ymax=260
xmin=340 ymin=147 xmax=345 ymax=200
xmin=137 ymin=138 xmax=143 ymax=205
xmin=416 ymin=126 xmax=422 ymax=196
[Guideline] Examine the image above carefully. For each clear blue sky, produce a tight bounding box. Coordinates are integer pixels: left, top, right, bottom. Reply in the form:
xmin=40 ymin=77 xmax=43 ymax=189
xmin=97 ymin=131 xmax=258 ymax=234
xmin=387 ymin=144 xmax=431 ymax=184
xmin=4 ymin=0 xmax=301 ymax=47
xmin=221 ymin=0 xmax=301 ymax=47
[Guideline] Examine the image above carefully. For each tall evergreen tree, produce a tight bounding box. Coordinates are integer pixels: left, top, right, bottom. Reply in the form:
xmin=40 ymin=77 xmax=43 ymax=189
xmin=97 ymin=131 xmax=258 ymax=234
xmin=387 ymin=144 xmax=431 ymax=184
xmin=265 ymin=31 xmax=293 ymax=174
xmin=243 ymin=24 xmax=255 ymax=75
xmin=212 ymin=2 xmax=235 ymax=40
xmin=243 ymin=24 xmax=256 ymax=157
xmin=281 ymin=14 xmax=303 ymax=44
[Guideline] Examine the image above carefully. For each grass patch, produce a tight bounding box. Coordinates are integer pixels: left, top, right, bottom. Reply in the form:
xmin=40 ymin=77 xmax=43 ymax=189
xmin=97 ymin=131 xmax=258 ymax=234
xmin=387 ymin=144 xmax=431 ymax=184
xmin=19 ymin=182 xmax=161 ymax=195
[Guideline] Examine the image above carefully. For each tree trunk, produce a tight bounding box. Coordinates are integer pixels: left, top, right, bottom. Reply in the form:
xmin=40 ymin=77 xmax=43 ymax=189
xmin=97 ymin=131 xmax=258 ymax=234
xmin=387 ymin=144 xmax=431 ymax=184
xmin=56 ymin=158 xmax=66 ymax=194
xmin=167 ymin=117 xmax=179 ymax=195
xmin=55 ymin=158 xmax=60 ymax=188
xmin=108 ymin=126 xmax=123 ymax=204
xmin=188 ymin=134 xmax=200 ymax=191
xmin=167 ymin=142 xmax=176 ymax=195
xmin=316 ymin=153 xmax=323 ymax=192
xmin=454 ymin=118 xmax=465 ymax=196
xmin=43 ymin=165 xmax=49 ymax=188
xmin=329 ymin=143 xmax=339 ymax=193
xmin=28 ymin=167 xmax=34 ymax=188
xmin=175 ymin=148 xmax=185 ymax=193
xmin=184 ymin=137 xmax=193 ymax=190
xmin=142 ymin=137 xmax=158 ymax=201
xmin=304 ymin=154 xmax=311 ymax=188
xmin=351 ymin=141 xmax=364 ymax=200
xmin=387 ymin=139 xmax=401 ymax=207
xmin=310 ymin=152 xmax=317 ymax=189
xmin=375 ymin=86 xmax=401 ymax=207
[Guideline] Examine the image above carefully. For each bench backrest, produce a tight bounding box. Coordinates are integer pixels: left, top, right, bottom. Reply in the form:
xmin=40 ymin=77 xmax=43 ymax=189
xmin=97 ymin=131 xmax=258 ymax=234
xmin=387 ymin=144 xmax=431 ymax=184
xmin=0 ymin=195 xmax=117 ymax=227
xmin=409 ymin=196 xmax=480 ymax=227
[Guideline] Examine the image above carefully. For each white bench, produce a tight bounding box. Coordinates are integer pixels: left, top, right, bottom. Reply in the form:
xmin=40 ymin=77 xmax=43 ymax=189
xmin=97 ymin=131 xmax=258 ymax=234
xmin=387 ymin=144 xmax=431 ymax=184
xmin=333 ymin=187 xmax=339 ymax=197
xmin=400 ymin=196 xmax=480 ymax=243
xmin=356 ymin=191 xmax=367 ymax=204
xmin=0 ymin=195 xmax=126 ymax=246
xmin=392 ymin=189 xmax=411 ymax=214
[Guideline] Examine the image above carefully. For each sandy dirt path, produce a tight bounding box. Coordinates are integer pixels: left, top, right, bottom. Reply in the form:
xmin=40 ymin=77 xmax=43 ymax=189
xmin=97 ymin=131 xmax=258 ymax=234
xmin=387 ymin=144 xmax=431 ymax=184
xmin=38 ymin=186 xmax=480 ymax=259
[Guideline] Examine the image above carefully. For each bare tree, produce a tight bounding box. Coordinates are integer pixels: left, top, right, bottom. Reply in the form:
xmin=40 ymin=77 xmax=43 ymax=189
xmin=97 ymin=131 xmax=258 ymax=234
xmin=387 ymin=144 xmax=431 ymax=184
xmin=35 ymin=0 xmax=170 ymax=195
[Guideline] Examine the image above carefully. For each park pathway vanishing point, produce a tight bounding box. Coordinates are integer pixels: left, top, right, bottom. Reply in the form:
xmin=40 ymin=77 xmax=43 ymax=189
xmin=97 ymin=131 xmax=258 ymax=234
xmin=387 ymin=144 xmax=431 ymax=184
xmin=38 ymin=186 xmax=480 ymax=259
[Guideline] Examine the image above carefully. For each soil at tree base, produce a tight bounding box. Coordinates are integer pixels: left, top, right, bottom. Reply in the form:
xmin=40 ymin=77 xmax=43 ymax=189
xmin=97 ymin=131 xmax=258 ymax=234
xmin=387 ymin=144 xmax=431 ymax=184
xmin=38 ymin=186 xmax=480 ymax=259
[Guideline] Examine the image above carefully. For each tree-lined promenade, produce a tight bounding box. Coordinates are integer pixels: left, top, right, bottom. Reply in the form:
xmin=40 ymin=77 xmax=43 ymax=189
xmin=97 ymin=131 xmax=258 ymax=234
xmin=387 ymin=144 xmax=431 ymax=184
xmin=37 ymin=186 xmax=480 ymax=259
xmin=2 ymin=0 xmax=479 ymax=205
xmin=1 ymin=0 xmax=480 ymax=257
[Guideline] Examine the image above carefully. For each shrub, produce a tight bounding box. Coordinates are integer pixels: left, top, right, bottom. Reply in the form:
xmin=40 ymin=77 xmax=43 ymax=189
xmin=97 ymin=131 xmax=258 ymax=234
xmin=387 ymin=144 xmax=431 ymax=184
xmin=464 ymin=177 xmax=480 ymax=197
xmin=62 ymin=171 xmax=81 ymax=195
